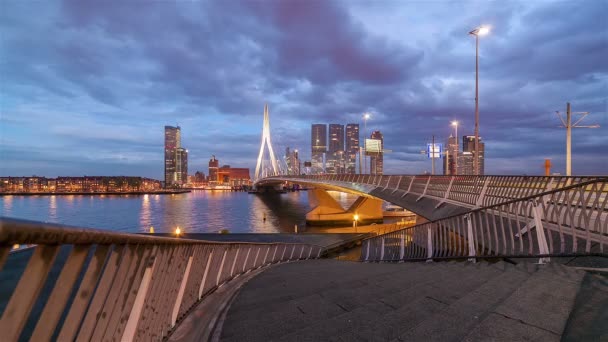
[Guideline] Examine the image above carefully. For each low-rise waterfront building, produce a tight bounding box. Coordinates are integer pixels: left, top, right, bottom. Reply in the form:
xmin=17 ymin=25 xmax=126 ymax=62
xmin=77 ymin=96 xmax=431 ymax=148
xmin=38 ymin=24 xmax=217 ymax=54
xmin=0 ymin=176 xmax=162 ymax=193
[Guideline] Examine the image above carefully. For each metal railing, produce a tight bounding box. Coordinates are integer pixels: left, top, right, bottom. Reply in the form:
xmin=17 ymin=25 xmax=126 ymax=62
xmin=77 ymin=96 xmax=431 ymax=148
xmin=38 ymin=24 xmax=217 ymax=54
xmin=0 ymin=218 xmax=324 ymax=341
xmin=260 ymin=174 xmax=599 ymax=210
xmin=359 ymin=178 xmax=608 ymax=263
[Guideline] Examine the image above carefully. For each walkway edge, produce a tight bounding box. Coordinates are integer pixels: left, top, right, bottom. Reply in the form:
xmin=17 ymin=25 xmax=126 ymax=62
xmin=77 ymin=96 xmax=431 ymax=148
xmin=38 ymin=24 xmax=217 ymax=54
xmin=167 ymin=264 xmax=273 ymax=342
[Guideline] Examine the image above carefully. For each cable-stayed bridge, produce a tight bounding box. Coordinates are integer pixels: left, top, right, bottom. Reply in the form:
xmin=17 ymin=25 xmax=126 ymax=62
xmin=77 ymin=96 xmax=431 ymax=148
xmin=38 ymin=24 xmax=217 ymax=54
xmin=1 ymin=104 xmax=606 ymax=341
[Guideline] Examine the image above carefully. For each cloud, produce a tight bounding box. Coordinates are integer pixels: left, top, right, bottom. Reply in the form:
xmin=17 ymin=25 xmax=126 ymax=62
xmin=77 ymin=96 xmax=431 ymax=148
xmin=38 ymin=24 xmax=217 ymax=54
xmin=0 ymin=0 xmax=606 ymax=178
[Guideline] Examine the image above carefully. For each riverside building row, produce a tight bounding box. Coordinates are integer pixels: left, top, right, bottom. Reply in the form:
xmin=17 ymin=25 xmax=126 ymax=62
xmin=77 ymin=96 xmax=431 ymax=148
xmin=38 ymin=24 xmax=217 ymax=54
xmin=0 ymin=176 xmax=162 ymax=193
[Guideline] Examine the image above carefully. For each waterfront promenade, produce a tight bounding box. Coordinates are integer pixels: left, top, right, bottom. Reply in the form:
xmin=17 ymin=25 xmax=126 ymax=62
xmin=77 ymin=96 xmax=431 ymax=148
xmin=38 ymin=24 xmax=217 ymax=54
xmin=215 ymin=259 xmax=607 ymax=341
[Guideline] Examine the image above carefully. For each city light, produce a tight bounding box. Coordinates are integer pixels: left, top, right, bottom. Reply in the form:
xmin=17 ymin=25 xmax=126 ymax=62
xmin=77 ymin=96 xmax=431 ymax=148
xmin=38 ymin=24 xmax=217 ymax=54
xmin=175 ymin=226 xmax=181 ymax=236
xmin=469 ymin=26 xmax=490 ymax=36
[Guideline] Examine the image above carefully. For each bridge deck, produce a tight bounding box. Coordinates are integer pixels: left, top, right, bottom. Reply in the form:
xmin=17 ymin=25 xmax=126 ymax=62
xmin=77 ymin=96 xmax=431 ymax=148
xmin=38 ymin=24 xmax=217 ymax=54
xmin=218 ymin=259 xmax=607 ymax=341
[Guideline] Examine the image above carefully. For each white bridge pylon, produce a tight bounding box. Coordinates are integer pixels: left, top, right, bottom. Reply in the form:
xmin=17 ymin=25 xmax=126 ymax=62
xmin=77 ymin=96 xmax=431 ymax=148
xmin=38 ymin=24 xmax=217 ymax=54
xmin=254 ymin=104 xmax=280 ymax=180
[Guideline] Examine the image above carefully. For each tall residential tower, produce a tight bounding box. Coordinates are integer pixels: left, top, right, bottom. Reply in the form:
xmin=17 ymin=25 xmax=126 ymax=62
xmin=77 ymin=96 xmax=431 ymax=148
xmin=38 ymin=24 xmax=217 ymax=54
xmin=311 ymin=124 xmax=327 ymax=173
xmin=369 ymin=130 xmax=384 ymax=175
xmin=345 ymin=124 xmax=359 ymax=174
xmin=327 ymin=124 xmax=345 ymax=174
xmin=164 ymin=125 xmax=188 ymax=187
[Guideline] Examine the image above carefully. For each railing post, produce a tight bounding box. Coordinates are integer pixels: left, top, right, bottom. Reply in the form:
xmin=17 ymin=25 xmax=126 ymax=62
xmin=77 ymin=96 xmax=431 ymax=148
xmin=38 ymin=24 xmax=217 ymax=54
xmin=399 ymin=232 xmax=405 ymax=261
xmin=0 ymin=245 xmax=60 ymax=341
xmin=392 ymin=176 xmax=403 ymax=194
xmin=475 ymin=177 xmax=491 ymax=207
xmin=417 ymin=177 xmax=431 ymax=202
xmin=289 ymin=245 xmax=296 ymax=259
xmin=384 ymin=176 xmax=391 ymax=190
xmin=198 ymin=250 xmax=213 ymax=299
xmin=402 ymin=176 xmax=415 ymax=197
xmin=242 ymin=247 xmax=251 ymax=272
xmin=216 ymin=249 xmax=228 ymax=286
xmin=426 ymin=225 xmax=433 ymax=262
xmin=532 ymin=200 xmax=551 ymax=264
xmin=466 ymin=214 xmax=477 ymax=262
xmin=229 ymin=248 xmax=240 ymax=276
xmin=365 ymin=240 xmax=370 ymax=261
xmin=436 ymin=176 xmax=455 ymax=208
xmin=122 ymin=255 xmax=157 ymax=341
xmin=171 ymin=254 xmax=193 ymax=327
xmin=380 ymin=238 xmax=385 ymax=261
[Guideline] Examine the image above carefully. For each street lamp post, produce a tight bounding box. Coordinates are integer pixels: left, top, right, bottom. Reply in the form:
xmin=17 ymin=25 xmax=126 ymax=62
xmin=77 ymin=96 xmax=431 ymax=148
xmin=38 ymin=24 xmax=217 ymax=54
xmin=469 ymin=26 xmax=489 ymax=175
xmin=363 ymin=113 xmax=370 ymax=174
xmin=451 ymin=121 xmax=459 ymax=175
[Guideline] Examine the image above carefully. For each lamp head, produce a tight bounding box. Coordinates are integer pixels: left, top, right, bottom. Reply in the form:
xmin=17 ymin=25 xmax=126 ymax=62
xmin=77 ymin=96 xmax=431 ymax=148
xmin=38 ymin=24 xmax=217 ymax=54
xmin=470 ymin=26 xmax=490 ymax=36
xmin=451 ymin=121 xmax=458 ymax=127
xmin=364 ymin=113 xmax=370 ymax=120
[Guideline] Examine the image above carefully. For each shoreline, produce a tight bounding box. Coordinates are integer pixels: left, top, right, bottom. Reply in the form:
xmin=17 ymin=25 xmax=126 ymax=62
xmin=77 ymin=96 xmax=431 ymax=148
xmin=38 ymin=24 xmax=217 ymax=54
xmin=0 ymin=190 xmax=191 ymax=197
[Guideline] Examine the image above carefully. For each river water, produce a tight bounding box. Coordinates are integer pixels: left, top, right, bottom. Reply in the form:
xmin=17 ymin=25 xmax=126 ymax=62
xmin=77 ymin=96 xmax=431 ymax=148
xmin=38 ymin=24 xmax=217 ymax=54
xmin=0 ymin=190 xmax=360 ymax=234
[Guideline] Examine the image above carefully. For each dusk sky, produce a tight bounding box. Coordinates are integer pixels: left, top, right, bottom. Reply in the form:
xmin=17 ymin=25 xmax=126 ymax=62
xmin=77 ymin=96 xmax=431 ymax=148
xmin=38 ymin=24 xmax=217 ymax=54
xmin=1 ymin=0 xmax=607 ymax=178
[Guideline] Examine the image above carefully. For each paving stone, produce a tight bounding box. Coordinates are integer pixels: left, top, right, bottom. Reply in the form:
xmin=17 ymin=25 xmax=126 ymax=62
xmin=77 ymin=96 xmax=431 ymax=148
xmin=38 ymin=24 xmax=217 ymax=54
xmin=462 ymin=312 xmax=560 ymax=342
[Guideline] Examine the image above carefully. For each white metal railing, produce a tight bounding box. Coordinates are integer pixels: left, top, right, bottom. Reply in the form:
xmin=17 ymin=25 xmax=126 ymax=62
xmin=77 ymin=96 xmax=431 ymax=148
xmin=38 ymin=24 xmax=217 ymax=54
xmin=0 ymin=219 xmax=324 ymax=341
xmin=260 ymin=174 xmax=599 ymax=210
xmin=359 ymin=179 xmax=608 ymax=263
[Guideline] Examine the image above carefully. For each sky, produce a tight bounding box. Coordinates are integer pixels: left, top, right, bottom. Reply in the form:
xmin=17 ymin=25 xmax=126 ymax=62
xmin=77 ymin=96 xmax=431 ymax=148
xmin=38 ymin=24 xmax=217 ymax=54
xmin=1 ymin=0 xmax=607 ymax=178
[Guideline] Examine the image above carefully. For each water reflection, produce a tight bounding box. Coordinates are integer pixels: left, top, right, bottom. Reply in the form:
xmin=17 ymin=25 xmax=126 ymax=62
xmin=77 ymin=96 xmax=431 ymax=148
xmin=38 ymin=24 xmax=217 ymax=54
xmin=1 ymin=191 xmax=313 ymax=234
xmin=49 ymin=196 xmax=57 ymax=221
xmin=3 ymin=195 xmax=13 ymax=213
xmin=139 ymin=194 xmax=151 ymax=231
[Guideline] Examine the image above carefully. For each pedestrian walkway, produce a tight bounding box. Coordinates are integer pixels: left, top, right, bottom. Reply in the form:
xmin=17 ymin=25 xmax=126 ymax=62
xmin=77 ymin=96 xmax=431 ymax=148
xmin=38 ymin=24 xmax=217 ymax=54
xmin=218 ymin=259 xmax=607 ymax=341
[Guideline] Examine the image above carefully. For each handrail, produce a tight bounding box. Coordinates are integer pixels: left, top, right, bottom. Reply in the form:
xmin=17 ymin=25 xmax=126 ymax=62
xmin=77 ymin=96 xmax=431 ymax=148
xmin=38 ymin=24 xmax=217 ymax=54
xmin=0 ymin=219 xmax=324 ymax=341
xmin=0 ymin=217 xmax=322 ymax=247
xmin=359 ymin=178 xmax=608 ymax=263
xmin=364 ymin=177 xmax=608 ymax=240
xmin=260 ymin=175 xmax=602 ymax=211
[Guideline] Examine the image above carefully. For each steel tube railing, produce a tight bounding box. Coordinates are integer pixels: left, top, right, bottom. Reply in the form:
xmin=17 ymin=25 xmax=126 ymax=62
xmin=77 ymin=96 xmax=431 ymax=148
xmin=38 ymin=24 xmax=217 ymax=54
xmin=359 ymin=179 xmax=608 ymax=262
xmin=0 ymin=218 xmax=324 ymax=341
xmin=260 ymin=175 xmax=601 ymax=212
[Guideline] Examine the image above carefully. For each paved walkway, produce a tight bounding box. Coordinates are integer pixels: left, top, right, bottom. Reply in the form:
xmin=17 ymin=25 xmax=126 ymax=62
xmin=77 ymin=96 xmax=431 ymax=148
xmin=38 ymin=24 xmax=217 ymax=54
xmin=219 ymin=259 xmax=608 ymax=341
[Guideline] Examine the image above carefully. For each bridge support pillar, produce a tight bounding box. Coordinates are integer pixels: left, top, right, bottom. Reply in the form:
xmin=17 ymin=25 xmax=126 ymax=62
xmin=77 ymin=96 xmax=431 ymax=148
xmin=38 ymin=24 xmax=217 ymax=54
xmin=305 ymin=189 xmax=383 ymax=226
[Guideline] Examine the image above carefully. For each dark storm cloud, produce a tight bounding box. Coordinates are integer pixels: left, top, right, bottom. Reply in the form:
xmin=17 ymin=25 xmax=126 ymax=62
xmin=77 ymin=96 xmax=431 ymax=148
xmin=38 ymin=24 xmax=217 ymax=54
xmin=0 ymin=0 xmax=606 ymax=177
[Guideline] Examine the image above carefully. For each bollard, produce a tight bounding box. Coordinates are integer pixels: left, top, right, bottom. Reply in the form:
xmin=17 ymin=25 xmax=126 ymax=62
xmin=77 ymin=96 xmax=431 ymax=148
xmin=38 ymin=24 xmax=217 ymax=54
xmin=294 ymin=225 xmax=298 ymax=233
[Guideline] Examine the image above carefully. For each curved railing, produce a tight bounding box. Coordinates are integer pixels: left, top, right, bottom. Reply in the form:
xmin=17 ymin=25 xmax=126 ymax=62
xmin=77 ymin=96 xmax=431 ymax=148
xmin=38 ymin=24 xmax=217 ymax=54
xmin=359 ymin=178 xmax=608 ymax=262
xmin=260 ymin=174 xmax=599 ymax=210
xmin=0 ymin=219 xmax=324 ymax=341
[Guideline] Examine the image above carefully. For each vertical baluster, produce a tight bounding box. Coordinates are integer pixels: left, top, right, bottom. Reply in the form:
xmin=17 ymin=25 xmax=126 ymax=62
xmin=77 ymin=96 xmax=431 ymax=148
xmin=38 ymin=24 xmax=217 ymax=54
xmin=110 ymin=246 xmax=158 ymax=340
xmin=90 ymin=244 xmax=142 ymax=341
xmin=57 ymin=245 xmax=111 ymax=341
xmin=0 ymin=245 xmax=60 ymax=341
xmin=76 ymin=244 xmax=126 ymax=341
xmin=31 ymin=245 xmax=92 ymax=341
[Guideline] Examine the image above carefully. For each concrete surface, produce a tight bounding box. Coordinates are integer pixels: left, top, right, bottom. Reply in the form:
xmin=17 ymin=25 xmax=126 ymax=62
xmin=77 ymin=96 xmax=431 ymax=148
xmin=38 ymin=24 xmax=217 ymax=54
xmin=219 ymin=259 xmax=607 ymax=341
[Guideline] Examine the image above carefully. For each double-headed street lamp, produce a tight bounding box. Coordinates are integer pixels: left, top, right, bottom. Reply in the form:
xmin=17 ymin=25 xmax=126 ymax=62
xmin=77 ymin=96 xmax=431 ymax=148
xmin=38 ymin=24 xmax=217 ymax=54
xmin=469 ymin=26 xmax=490 ymax=175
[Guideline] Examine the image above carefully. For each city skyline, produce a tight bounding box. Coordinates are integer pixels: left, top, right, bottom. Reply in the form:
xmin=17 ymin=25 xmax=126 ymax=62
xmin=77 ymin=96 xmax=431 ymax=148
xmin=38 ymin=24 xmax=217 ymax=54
xmin=1 ymin=1 xmax=607 ymax=178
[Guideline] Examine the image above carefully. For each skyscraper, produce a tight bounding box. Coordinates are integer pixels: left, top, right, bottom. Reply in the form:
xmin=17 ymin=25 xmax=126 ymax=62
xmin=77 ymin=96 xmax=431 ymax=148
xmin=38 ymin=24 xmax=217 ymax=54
xmin=369 ymin=130 xmax=384 ymax=175
xmin=443 ymin=136 xmax=458 ymax=175
xmin=327 ymin=124 xmax=345 ymax=174
xmin=462 ymin=135 xmax=485 ymax=175
xmin=311 ymin=124 xmax=327 ymax=173
xmin=285 ymin=147 xmax=301 ymax=175
xmin=345 ymin=124 xmax=359 ymax=174
xmin=164 ymin=125 xmax=181 ymax=187
xmin=177 ymin=148 xmax=188 ymax=184
xmin=208 ymin=155 xmax=219 ymax=183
